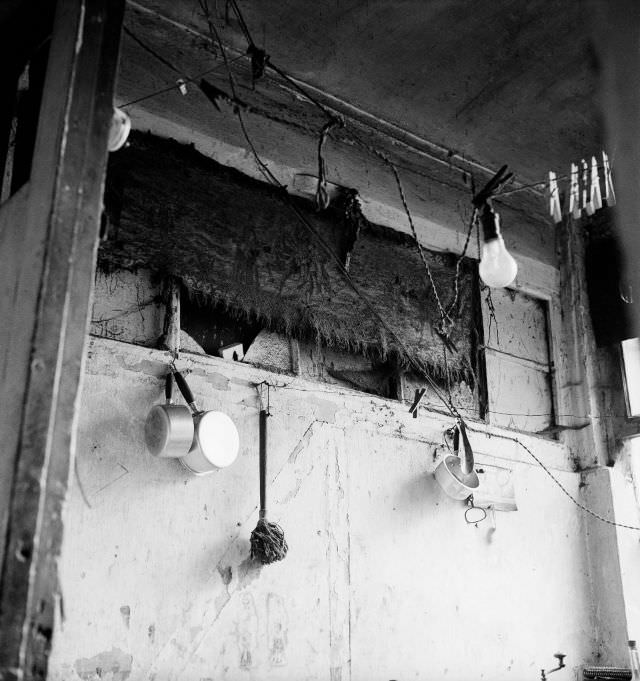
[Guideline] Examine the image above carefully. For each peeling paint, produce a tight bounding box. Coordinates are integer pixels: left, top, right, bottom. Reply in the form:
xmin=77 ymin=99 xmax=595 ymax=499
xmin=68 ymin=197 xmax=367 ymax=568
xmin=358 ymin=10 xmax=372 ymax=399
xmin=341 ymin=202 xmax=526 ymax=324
xmin=304 ymin=396 xmax=338 ymax=423
xmin=237 ymin=555 xmax=262 ymax=590
xmin=330 ymin=666 xmax=343 ymax=681
xmin=50 ymin=336 xmax=603 ymax=681
xmin=186 ymin=366 xmax=231 ymax=391
xmin=120 ymin=605 xmax=131 ymax=628
xmin=218 ymin=564 xmax=233 ymax=585
xmin=236 ymin=592 xmax=258 ymax=670
xmin=267 ymin=593 xmax=288 ymax=667
xmin=74 ymin=648 xmax=132 ymax=680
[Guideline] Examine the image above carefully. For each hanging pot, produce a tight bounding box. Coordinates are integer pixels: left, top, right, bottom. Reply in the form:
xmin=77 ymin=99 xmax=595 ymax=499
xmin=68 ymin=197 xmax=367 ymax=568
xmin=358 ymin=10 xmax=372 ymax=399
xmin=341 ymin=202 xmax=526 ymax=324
xmin=434 ymin=421 xmax=479 ymax=500
xmin=173 ymin=369 xmax=240 ymax=475
xmin=144 ymin=373 xmax=194 ymax=458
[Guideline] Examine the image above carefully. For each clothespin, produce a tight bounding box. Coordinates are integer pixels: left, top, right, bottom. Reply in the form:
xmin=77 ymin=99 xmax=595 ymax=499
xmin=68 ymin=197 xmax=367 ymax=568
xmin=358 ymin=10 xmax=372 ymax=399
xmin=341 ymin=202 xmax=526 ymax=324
xmin=590 ymin=156 xmax=603 ymax=212
xmin=409 ymin=388 xmax=427 ymax=418
xmin=603 ymin=151 xmax=616 ymax=206
xmin=569 ymin=163 xmax=581 ymax=219
xmin=548 ymin=171 xmax=562 ymax=223
xmin=176 ymin=78 xmax=188 ymax=96
xmin=247 ymin=43 xmax=269 ymax=84
xmin=472 ymin=164 xmax=513 ymax=207
xmin=582 ymin=159 xmax=594 ymax=216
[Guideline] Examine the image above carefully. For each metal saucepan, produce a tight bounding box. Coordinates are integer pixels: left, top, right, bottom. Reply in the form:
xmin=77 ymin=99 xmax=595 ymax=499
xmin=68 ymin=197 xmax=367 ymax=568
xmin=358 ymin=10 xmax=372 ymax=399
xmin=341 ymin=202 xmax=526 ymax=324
xmin=173 ymin=369 xmax=240 ymax=475
xmin=434 ymin=420 xmax=479 ymax=500
xmin=144 ymin=373 xmax=194 ymax=458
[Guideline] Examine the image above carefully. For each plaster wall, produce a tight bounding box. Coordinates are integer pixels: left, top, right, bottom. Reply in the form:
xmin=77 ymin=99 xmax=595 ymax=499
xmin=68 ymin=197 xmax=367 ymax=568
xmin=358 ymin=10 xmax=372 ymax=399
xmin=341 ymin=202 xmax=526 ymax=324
xmin=48 ymin=335 xmax=616 ymax=681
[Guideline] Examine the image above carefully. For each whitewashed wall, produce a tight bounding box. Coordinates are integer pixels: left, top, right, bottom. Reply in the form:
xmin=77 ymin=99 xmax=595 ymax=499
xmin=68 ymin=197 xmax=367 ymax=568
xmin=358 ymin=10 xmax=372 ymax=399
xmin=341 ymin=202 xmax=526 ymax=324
xmin=47 ymin=333 xmax=622 ymax=681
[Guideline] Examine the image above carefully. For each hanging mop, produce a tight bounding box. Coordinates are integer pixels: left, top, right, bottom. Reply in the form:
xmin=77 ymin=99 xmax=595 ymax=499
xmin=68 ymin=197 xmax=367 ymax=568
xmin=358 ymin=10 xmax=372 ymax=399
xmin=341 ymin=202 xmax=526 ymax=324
xmin=250 ymin=389 xmax=288 ymax=564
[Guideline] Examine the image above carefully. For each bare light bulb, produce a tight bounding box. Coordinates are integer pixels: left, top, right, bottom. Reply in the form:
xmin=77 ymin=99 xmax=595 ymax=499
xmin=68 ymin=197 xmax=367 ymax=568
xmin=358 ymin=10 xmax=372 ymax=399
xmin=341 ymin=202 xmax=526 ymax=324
xmin=478 ymin=208 xmax=518 ymax=288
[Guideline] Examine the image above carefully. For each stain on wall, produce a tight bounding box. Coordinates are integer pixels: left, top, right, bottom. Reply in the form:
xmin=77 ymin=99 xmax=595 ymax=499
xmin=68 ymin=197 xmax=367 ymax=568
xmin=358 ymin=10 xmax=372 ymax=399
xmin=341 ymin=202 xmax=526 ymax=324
xmin=74 ymin=648 xmax=133 ymax=681
xmin=120 ymin=605 xmax=131 ymax=629
xmin=46 ymin=336 xmax=619 ymax=680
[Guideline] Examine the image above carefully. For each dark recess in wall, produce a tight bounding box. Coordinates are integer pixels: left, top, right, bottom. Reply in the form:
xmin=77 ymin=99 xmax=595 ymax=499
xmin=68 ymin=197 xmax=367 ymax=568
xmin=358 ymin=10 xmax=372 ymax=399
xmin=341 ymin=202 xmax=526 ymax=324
xmin=585 ymin=208 xmax=634 ymax=346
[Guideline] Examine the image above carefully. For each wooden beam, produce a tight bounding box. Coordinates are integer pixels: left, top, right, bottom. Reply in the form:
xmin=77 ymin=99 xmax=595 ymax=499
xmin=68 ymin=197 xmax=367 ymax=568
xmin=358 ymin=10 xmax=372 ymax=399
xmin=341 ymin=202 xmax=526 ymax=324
xmin=589 ymin=0 xmax=640 ymax=340
xmin=116 ymin=2 xmax=558 ymax=270
xmin=0 ymin=0 xmax=125 ymax=678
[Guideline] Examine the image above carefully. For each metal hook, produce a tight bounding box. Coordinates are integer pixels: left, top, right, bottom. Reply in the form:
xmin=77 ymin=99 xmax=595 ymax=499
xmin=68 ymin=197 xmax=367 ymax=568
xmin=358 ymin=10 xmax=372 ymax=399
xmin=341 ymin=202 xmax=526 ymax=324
xmin=465 ymin=495 xmax=487 ymax=526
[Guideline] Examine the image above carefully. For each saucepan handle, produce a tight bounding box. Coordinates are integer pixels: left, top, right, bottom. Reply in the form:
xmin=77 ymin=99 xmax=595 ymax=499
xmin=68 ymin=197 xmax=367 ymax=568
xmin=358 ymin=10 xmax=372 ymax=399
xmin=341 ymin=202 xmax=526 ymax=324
xmin=173 ymin=369 xmax=198 ymax=413
xmin=458 ymin=420 xmax=475 ymax=476
xmin=165 ymin=372 xmax=173 ymax=403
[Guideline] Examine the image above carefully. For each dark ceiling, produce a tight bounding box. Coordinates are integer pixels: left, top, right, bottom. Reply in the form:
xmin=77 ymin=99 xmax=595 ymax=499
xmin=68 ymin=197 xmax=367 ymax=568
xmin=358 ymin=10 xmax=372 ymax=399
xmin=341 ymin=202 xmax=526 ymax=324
xmin=136 ymin=0 xmax=602 ymax=186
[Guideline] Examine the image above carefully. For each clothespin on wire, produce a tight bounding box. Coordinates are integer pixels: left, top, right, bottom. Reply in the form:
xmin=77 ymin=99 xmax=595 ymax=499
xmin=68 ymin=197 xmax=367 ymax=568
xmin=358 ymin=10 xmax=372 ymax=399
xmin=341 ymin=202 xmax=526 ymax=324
xmin=176 ymin=78 xmax=188 ymax=96
xmin=582 ymin=159 xmax=594 ymax=216
xmin=569 ymin=163 xmax=581 ymax=219
xmin=548 ymin=171 xmax=562 ymax=223
xmin=590 ymin=156 xmax=603 ymax=212
xmin=409 ymin=388 xmax=427 ymax=418
xmin=603 ymin=150 xmax=616 ymax=206
xmin=472 ymin=164 xmax=513 ymax=207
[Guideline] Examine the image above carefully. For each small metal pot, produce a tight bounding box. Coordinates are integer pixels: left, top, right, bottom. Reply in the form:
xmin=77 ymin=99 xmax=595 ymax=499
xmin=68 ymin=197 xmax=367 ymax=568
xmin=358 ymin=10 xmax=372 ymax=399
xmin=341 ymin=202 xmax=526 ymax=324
xmin=173 ymin=369 xmax=240 ymax=475
xmin=434 ymin=421 xmax=479 ymax=500
xmin=144 ymin=373 xmax=194 ymax=458
xmin=434 ymin=455 xmax=479 ymax=500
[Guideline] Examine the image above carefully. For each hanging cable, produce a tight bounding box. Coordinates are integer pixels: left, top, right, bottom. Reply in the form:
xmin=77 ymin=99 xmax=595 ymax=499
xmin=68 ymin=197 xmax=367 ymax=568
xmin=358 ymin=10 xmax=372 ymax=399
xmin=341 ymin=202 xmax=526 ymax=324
xmin=464 ymin=425 xmax=640 ymax=532
xmin=121 ymin=25 xmax=245 ymax=108
xmin=123 ymin=25 xmax=183 ymax=74
xmin=315 ymin=117 xmax=344 ymax=210
xmin=124 ymin=2 xmax=620 ymax=428
xmin=445 ymin=208 xmax=479 ymax=319
xmin=198 ymin=0 xmax=461 ymax=421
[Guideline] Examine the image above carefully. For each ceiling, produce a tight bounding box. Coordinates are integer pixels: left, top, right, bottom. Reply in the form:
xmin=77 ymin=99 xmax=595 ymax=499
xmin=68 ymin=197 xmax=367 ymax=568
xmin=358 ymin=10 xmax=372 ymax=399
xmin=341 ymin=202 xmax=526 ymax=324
xmin=130 ymin=0 xmax=602 ymax=187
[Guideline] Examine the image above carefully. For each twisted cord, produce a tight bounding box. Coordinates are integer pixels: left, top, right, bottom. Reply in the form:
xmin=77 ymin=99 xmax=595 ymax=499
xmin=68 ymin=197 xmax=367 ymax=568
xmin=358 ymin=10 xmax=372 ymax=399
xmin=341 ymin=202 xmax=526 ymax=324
xmin=446 ymin=208 xmax=479 ymax=318
xmin=466 ymin=425 xmax=640 ymax=532
xmin=388 ymin=162 xmax=455 ymax=334
xmin=316 ymin=117 xmax=343 ymax=210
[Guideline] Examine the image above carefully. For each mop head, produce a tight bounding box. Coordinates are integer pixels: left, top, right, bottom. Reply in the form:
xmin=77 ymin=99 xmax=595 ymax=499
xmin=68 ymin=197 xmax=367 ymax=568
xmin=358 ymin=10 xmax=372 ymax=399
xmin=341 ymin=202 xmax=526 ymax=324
xmin=250 ymin=518 xmax=288 ymax=564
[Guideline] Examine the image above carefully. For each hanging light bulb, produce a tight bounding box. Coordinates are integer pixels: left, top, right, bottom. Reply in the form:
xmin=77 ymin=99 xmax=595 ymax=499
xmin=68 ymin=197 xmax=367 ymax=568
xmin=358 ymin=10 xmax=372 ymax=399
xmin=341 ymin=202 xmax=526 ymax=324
xmin=478 ymin=203 xmax=518 ymax=288
xmin=107 ymin=107 xmax=131 ymax=152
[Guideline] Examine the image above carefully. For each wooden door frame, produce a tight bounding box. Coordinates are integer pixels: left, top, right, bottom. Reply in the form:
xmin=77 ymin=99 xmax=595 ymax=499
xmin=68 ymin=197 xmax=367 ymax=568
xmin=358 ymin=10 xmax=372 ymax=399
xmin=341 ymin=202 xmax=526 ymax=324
xmin=0 ymin=1 xmax=125 ymax=678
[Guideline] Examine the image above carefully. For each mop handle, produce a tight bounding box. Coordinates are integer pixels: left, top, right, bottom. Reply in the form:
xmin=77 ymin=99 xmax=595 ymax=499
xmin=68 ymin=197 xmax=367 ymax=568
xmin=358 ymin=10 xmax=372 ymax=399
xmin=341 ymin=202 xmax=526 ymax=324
xmin=259 ymin=409 xmax=268 ymax=519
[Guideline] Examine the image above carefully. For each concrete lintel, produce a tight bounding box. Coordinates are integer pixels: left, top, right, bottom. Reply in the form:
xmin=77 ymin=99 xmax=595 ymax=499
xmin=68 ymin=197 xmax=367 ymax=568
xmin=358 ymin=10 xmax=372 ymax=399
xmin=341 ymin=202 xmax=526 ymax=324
xmin=88 ymin=335 xmax=575 ymax=473
xmin=126 ymin=107 xmax=559 ymax=300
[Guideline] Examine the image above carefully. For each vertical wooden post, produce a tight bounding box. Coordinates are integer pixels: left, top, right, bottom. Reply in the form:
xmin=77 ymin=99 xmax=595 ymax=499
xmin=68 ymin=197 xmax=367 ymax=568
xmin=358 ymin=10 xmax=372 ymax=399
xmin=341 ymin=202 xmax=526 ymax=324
xmin=0 ymin=0 xmax=125 ymax=678
xmin=589 ymin=0 xmax=640 ymax=341
xmin=554 ymin=213 xmax=610 ymax=467
xmin=161 ymin=277 xmax=182 ymax=357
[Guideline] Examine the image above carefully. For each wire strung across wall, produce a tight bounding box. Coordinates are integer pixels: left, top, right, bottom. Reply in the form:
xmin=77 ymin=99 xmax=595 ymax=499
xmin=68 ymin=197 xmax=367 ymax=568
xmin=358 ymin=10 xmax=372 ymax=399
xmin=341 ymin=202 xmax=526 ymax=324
xmin=118 ymin=4 xmax=622 ymax=424
xmin=121 ymin=14 xmax=479 ymax=355
xmin=218 ymin=0 xmax=480 ymax=337
xmin=120 ymin=16 xmax=615 ymax=208
xmin=204 ymin=2 xmax=640 ymax=532
xmin=465 ymin=424 xmax=640 ymax=532
xmin=119 ymin=25 xmax=245 ymax=108
xmin=193 ymin=0 xmax=462 ymax=422
xmin=244 ymin=377 xmax=640 ymax=531
xmin=119 ymin=19 xmax=504 ymax=346
xmin=119 ymin=4 xmax=639 ymax=531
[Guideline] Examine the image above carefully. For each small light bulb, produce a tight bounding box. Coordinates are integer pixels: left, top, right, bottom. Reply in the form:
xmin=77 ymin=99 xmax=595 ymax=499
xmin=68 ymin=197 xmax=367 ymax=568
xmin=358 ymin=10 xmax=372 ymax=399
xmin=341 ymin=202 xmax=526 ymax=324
xmin=478 ymin=208 xmax=518 ymax=288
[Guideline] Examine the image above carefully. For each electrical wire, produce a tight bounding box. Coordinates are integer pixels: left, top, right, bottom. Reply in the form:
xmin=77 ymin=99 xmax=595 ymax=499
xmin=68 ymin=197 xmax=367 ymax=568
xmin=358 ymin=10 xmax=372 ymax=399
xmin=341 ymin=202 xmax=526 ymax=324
xmin=464 ymin=424 xmax=640 ymax=532
xmin=197 ymin=3 xmax=637 ymax=532
xmin=120 ymin=25 xmax=245 ymax=108
xmin=198 ymin=0 xmax=461 ymax=421
xmin=223 ymin=0 xmax=617 ymax=215
xmin=251 ymin=377 xmax=640 ymax=531
xmin=215 ymin=0 xmax=489 ymax=339
xmin=123 ymin=24 xmax=182 ymax=74
xmin=120 ymin=8 xmax=619 ymax=426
